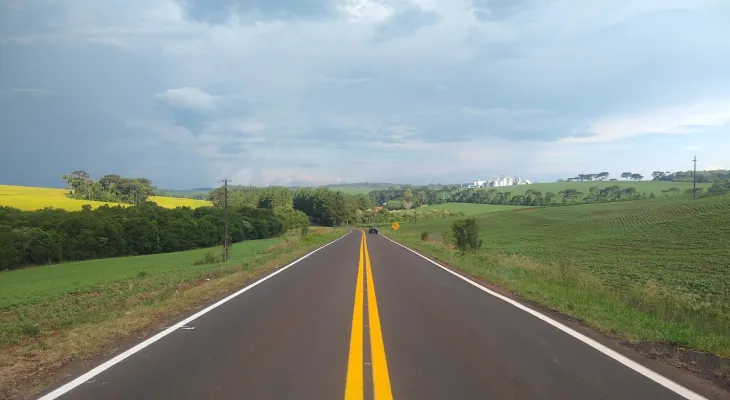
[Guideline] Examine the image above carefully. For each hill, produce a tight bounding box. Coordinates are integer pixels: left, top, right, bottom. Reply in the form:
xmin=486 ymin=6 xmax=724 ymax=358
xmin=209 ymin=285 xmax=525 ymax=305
xmin=324 ymin=183 xmax=402 ymax=195
xmin=460 ymin=180 xmax=711 ymax=197
xmin=394 ymin=194 xmax=730 ymax=358
xmin=413 ymin=203 xmax=525 ymax=215
xmin=0 ymin=185 xmax=211 ymax=211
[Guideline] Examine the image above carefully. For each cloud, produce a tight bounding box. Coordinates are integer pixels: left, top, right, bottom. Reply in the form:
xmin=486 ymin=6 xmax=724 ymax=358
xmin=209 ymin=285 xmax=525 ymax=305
xmin=374 ymin=7 xmax=440 ymax=40
xmin=1 ymin=0 xmax=730 ymax=188
xmin=156 ymin=87 xmax=219 ymax=111
xmin=560 ymin=99 xmax=730 ymax=143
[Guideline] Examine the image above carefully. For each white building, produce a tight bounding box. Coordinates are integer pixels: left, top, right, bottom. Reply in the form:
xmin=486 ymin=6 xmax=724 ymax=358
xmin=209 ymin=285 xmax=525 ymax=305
xmin=466 ymin=176 xmax=531 ymax=188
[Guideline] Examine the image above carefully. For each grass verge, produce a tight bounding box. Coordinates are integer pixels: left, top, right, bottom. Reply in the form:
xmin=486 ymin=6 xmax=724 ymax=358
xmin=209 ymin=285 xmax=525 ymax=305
xmin=388 ymin=231 xmax=730 ymax=389
xmin=0 ymin=227 xmax=345 ymax=399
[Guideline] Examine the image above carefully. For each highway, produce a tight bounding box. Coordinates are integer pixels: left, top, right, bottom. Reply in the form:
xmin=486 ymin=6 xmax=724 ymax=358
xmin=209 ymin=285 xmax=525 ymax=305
xmin=39 ymin=230 xmax=717 ymax=400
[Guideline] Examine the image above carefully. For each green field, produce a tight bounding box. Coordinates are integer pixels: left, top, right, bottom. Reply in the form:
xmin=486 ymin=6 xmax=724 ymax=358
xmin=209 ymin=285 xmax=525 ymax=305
xmin=395 ymin=194 xmax=730 ymax=357
xmin=466 ymin=180 xmax=711 ymax=196
xmin=0 ymin=229 xmax=343 ymax=394
xmin=414 ymin=203 xmax=525 ymax=215
xmin=324 ymin=185 xmax=385 ymax=194
xmin=0 ymin=239 xmax=281 ymax=309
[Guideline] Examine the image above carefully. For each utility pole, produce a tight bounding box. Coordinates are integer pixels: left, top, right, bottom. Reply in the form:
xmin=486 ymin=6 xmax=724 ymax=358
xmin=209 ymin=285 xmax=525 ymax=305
xmin=219 ymin=178 xmax=231 ymax=262
xmin=692 ymin=156 xmax=697 ymax=200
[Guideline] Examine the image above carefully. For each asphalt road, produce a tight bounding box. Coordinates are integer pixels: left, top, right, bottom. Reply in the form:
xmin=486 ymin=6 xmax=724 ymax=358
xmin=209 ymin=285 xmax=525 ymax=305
xmin=40 ymin=230 xmax=715 ymax=400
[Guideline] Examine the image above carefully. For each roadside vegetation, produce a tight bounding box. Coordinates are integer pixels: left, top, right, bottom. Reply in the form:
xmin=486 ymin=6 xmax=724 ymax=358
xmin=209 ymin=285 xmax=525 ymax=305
xmin=392 ymin=194 xmax=730 ymax=362
xmin=0 ymin=228 xmax=344 ymax=397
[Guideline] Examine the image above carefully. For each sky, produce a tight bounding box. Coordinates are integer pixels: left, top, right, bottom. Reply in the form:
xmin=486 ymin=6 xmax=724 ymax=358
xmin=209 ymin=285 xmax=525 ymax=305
xmin=1 ymin=0 xmax=729 ymax=189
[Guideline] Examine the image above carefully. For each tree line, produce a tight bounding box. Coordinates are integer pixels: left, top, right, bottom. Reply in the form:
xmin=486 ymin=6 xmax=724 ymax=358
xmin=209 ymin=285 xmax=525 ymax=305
xmin=0 ymin=202 xmax=285 ymax=270
xmin=62 ymin=170 xmax=154 ymax=204
xmin=559 ymin=172 xmax=643 ymax=182
xmin=652 ymin=169 xmax=730 ymax=183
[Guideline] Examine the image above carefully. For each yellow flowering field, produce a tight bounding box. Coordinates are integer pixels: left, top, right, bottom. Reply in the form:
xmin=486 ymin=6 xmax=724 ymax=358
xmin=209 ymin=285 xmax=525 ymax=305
xmin=0 ymin=185 xmax=210 ymax=211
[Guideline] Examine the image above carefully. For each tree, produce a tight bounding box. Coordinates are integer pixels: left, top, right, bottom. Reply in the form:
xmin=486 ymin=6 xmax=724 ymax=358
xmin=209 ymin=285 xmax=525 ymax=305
xmin=630 ymin=173 xmax=644 ymax=181
xmin=597 ymin=172 xmax=610 ymax=181
xmin=403 ymin=189 xmax=414 ymax=210
xmin=621 ymin=172 xmax=633 ymax=180
xmin=651 ymin=171 xmax=667 ymax=181
xmin=451 ymin=217 xmax=482 ymax=253
xmin=258 ymin=186 xmax=293 ymax=211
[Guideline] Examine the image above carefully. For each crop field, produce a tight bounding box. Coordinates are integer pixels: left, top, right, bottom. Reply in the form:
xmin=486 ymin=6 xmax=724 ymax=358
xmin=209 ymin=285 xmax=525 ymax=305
xmin=0 ymin=185 xmax=211 ymax=211
xmin=463 ymin=180 xmax=711 ymax=197
xmin=414 ymin=203 xmax=525 ymax=215
xmin=404 ymin=195 xmax=730 ymax=300
xmin=396 ymin=194 xmax=730 ymax=357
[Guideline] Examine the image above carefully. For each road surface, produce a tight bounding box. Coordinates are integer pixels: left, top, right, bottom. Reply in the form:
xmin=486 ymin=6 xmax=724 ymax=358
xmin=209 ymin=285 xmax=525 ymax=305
xmin=40 ymin=230 xmax=715 ymax=400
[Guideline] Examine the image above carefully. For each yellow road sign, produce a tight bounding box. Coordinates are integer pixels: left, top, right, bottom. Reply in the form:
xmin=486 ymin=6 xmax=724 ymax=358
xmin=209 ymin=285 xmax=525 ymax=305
xmin=391 ymin=221 xmax=400 ymax=231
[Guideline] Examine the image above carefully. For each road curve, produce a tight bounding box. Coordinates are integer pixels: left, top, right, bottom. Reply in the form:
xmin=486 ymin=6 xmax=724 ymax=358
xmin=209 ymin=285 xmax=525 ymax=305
xmin=38 ymin=230 xmax=719 ymax=400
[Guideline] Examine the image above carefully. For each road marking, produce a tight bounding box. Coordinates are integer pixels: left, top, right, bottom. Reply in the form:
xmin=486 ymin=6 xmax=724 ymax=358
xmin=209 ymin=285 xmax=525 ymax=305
xmin=379 ymin=234 xmax=707 ymax=400
xmin=345 ymin=232 xmax=394 ymax=400
xmin=344 ymin=234 xmax=365 ymax=400
xmin=364 ymin=233 xmax=394 ymax=400
xmin=37 ymin=232 xmax=352 ymax=400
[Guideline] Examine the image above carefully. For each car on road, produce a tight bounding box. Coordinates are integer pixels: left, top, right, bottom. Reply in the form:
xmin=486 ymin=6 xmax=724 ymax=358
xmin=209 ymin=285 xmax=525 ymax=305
xmin=368 ymin=226 xmax=379 ymax=234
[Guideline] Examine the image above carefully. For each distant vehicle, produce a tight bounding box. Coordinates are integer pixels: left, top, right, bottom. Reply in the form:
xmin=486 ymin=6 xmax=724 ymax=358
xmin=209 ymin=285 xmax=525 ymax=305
xmin=368 ymin=226 xmax=379 ymax=234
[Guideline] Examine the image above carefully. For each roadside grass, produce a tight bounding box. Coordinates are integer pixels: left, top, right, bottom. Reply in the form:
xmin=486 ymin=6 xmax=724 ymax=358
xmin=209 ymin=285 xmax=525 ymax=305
xmin=413 ymin=203 xmax=525 ymax=215
xmin=393 ymin=194 xmax=730 ymax=359
xmin=0 ymin=227 xmax=344 ymax=395
xmin=461 ymin=180 xmax=712 ymax=197
xmin=0 ymin=185 xmax=210 ymax=211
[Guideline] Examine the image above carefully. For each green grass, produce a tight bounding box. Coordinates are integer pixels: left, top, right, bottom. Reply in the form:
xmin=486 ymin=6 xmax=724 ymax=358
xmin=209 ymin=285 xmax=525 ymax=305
xmin=414 ymin=203 xmax=525 ymax=215
xmin=0 ymin=239 xmax=280 ymax=309
xmin=394 ymin=194 xmax=730 ymax=358
xmin=467 ymin=180 xmax=711 ymax=196
xmin=324 ymin=185 xmax=384 ymax=194
xmin=0 ymin=228 xmax=345 ymax=393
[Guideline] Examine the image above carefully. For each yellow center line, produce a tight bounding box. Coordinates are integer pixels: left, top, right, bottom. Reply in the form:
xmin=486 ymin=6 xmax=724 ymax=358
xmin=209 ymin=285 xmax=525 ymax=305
xmin=364 ymin=232 xmax=394 ymax=399
xmin=344 ymin=233 xmax=365 ymax=400
xmin=345 ymin=231 xmax=394 ymax=399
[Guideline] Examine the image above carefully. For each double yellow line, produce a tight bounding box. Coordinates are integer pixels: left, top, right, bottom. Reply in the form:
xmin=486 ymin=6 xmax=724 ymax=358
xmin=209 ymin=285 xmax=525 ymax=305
xmin=345 ymin=231 xmax=393 ymax=400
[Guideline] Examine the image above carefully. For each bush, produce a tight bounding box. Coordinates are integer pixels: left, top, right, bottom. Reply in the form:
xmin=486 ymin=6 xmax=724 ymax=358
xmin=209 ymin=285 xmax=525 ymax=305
xmin=451 ymin=217 xmax=483 ymax=253
xmin=300 ymin=225 xmax=309 ymax=237
xmin=420 ymin=231 xmax=429 ymax=241
xmin=192 ymin=251 xmax=221 ymax=266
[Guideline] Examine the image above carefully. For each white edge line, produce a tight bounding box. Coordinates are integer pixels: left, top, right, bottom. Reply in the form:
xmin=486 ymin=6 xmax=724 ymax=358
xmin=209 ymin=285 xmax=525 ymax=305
xmin=380 ymin=234 xmax=707 ymax=400
xmin=37 ymin=231 xmax=352 ymax=400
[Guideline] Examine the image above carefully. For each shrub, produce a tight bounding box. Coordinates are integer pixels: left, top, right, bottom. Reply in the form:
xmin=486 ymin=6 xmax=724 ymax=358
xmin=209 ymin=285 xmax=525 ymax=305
xmin=420 ymin=231 xmax=429 ymax=241
xmin=451 ymin=217 xmax=483 ymax=253
xmin=193 ymin=251 xmax=221 ymax=265
xmin=300 ymin=225 xmax=309 ymax=237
